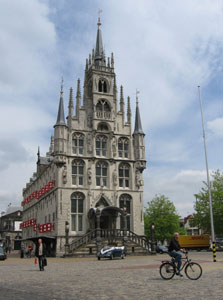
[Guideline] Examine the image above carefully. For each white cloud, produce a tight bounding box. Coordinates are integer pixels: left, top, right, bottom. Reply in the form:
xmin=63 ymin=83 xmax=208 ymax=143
xmin=102 ymin=0 xmax=223 ymax=130
xmin=207 ymin=118 xmax=223 ymax=138
xmin=0 ymin=0 xmax=57 ymax=211
xmin=143 ymin=168 xmax=207 ymax=217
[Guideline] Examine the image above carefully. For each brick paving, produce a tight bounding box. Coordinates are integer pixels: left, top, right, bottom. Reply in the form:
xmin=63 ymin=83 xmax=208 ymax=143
xmin=0 ymin=252 xmax=222 ymax=300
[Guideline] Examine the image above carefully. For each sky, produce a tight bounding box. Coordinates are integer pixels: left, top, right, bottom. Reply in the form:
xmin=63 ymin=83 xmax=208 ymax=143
xmin=1 ymin=0 xmax=223 ymax=217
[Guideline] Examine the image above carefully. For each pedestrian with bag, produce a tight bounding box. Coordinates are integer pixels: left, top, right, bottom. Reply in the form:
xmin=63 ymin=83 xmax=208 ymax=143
xmin=35 ymin=239 xmax=47 ymax=271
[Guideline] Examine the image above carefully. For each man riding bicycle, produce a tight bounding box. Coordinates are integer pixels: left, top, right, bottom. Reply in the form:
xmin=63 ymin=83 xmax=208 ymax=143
xmin=168 ymin=232 xmax=185 ymax=277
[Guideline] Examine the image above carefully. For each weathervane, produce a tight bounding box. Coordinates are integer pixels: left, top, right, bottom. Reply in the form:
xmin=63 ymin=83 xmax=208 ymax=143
xmin=60 ymin=77 xmax=64 ymax=95
xmin=136 ymin=89 xmax=140 ymax=104
xmin=98 ymin=9 xmax=102 ymax=26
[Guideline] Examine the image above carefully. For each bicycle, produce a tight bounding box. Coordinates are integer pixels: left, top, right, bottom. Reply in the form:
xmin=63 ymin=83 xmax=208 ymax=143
xmin=159 ymin=251 xmax=202 ymax=280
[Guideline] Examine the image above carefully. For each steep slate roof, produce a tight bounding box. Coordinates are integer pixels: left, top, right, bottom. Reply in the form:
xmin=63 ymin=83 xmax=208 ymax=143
xmin=95 ymin=18 xmax=103 ymax=65
xmin=133 ymin=102 xmax=144 ymax=134
xmin=55 ymin=93 xmax=66 ymax=126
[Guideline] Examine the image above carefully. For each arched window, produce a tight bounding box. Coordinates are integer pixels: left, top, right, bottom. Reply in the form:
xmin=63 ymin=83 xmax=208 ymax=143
xmin=96 ymin=99 xmax=111 ymax=119
xmin=72 ymin=133 xmax=84 ymax=155
xmin=118 ymin=137 xmax=129 ymax=158
xmin=96 ymin=161 xmax=108 ymax=187
xmin=120 ymin=194 xmax=131 ymax=230
xmin=72 ymin=160 xmax=84 ymax=185
xmin=71 ymin=192 xmax=84 ymax=232
xmin=119 ymin=163 xmax=130 ymax=188
xmin=96 ymin=135 xmax=107 ymax=156
xmin=98 ymin=79 xmax=107 ymax=93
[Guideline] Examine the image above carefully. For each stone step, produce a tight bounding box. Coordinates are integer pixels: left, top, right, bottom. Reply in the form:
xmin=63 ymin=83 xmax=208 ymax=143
xmin=69 ymin=237 xmax=149 ymax=257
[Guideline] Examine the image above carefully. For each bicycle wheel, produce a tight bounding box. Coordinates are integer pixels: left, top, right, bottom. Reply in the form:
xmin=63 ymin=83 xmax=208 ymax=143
xmin=160 ymin=262 xmax=175 ymax=280
xmin=185 ymin=262 xmax=202 ymax=280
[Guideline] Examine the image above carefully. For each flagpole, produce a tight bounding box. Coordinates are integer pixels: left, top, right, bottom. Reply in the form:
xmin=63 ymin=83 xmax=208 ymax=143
xmin=197 ymin=85 xmax=216 ymax=262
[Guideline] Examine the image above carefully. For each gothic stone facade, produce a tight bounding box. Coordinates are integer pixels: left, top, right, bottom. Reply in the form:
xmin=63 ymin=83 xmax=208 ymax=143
xmin=22 ymin=20 xmax=146 ymax=256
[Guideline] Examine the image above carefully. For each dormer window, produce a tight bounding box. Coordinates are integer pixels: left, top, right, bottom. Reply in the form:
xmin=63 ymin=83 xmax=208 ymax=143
xmin=98 ymin=79 xmax=107 ymax=93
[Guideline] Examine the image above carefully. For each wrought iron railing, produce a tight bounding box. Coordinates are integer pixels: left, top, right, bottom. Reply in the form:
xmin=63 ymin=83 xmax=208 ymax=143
xmin=69 ymin=229 xmax=148 ymax=253
xmin=69 ymin=230 xmax=97 ymax=253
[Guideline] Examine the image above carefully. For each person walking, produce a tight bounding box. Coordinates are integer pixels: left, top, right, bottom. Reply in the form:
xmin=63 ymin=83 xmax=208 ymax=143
xmin=168 ymin=232 xmax=185 ymax=277
xmin=28 ymin=244 xmax=33 ymax=258
xmin=35 ymin=239 xmax=46 ymax=271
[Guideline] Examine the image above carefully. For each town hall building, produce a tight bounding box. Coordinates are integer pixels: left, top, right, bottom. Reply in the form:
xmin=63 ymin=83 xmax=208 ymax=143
xmin=21 ymin=18 xmax=147 ymax=256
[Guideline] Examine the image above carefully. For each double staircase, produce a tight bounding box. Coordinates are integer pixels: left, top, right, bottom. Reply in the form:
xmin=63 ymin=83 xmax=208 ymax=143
xmin=67 ymin=229 xmax=149 ymax=257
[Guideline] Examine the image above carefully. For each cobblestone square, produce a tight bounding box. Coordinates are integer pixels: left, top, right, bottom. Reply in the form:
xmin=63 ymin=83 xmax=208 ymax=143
xmin=0 ymin=252 xmax=222 ymax=300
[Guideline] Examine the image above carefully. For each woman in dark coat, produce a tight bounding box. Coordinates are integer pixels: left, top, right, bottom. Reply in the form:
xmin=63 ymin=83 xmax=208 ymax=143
xmin=35 ymin=239 xmax=46 ymax=271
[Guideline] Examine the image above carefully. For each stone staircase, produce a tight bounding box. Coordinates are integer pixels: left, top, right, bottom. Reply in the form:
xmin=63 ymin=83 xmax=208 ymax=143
xmin=67 ymin=229 xmax=150 ymax=257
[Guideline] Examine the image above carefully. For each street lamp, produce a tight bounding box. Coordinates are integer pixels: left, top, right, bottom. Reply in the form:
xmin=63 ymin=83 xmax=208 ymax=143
xmin=150 ymin=223 xmax=156 ymax=255
xmin=198 ymin=86 xmax=216 ymax=262
xmin=65 ymin=221 xmax=69 ymax=256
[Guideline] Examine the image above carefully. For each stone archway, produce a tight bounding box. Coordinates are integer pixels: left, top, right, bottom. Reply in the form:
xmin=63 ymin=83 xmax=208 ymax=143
xmin=87 ymin=204 xmax=124 ymax=230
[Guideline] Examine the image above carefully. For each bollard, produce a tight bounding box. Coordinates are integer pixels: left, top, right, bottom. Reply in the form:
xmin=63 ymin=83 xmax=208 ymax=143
xmin=212 ymin=242 xmax=217 ymax=262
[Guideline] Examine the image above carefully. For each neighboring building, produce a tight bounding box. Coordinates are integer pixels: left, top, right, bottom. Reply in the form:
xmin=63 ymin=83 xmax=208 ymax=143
xmin=0 ymin=206 xmax=23 ymax=250
xmin=181 ymin=215 xmax=201 ymax=236
xmin=22 ymin=18 xmax=146 ymax=256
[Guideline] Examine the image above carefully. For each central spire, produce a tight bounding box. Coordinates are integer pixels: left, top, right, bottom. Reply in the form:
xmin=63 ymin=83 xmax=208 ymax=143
xmin=95 ymin=12 xmax=103 ymax=66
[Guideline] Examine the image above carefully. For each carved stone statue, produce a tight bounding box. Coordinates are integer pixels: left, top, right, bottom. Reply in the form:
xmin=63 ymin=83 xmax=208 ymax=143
xmin=62 ymin=165 xmax=67 ymax=184
xmin=135 ymin=170 xmax=141 ymax=188
xmin=87 ymin=132 xmax=93 ymax=153
xmin=113 ymin=169 xmax=118 ymax=186
xmin=112 ymin=136 xmax=117 ymax=157
xmin=87 ymin=167 xmax=92 ymax=185
xmin=87 ymin=115 xmax=92 ymax=128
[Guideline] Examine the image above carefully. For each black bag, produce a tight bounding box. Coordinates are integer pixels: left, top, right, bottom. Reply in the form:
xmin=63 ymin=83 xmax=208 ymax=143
xmin=43 ymin=257 xmax=47 ymax=266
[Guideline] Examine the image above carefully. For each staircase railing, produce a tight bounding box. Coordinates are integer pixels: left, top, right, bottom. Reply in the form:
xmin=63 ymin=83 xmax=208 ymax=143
xmin=69 ymin=229 xmax=97 ymax=253
xmin=126 ymin=230 xmax=148 ymax=249
xmin=69 ymin=229 xmax=149 ymax=254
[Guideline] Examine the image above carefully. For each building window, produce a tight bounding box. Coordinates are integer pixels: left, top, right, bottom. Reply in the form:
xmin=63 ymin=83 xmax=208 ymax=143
xmin=96 ymin=99 xmax=111 ymax=119
xmin=98 ymin=79 xmax=107 ymax=93
xmin=72 ymin=160 xmax=84 ymax=186
xmin=120 ymin=194 xmax=131 ymax=230
xmin=72 ymin=133 xmax=84 ymax=155
xmin=96 ymin=161 xmax=108 ymax=187
xmin=71 ymin=192 xmax=84 ymax=232
xmin=118 ymin=137 xmax=129 ymax=158
xmin=119 ymin=163 xmax=130 ymax=188
xmin=96 ymin=135 xmax=107 ymax=156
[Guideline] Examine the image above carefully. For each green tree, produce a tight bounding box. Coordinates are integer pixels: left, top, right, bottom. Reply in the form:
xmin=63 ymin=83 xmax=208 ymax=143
xmin=144 ymin=194 xmax=185 ymax=243
xmin=193 ymin=170 xmax=223 ymax=235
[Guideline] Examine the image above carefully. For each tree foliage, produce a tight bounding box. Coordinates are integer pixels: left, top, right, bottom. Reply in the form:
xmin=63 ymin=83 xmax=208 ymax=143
xmin=193 ymin=170 xmax=223 ymax=235
xmin=144 ymin=194 xmax=185 ymax=243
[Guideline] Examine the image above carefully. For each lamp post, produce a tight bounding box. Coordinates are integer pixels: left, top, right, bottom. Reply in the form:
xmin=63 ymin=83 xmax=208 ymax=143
xmin=65 ymin=221 xmax=69 ymax=256
xmin=96 ymin=208 xmax=102 ymax=254
xmin=122 ymin=206 xmax=128 ymax=254
xmin=150 ymin=223 xmax=156 ymax=254
xmin=198 ymin=86 xmax=216 ymax=262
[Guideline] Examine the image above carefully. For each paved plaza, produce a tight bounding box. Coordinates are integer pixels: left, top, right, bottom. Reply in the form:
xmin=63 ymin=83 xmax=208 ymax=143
xmin=0 ymin=252 xmax=222 ymax=300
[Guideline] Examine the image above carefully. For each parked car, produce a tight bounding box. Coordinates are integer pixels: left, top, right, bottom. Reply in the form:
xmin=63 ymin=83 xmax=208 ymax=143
xmin=156 ymin=245 xmax=168 ymax=254
xmin=0 ymin=246 xmax=7 ymax=260
xmin=97 ymin=246 xmax=125 ymax=260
